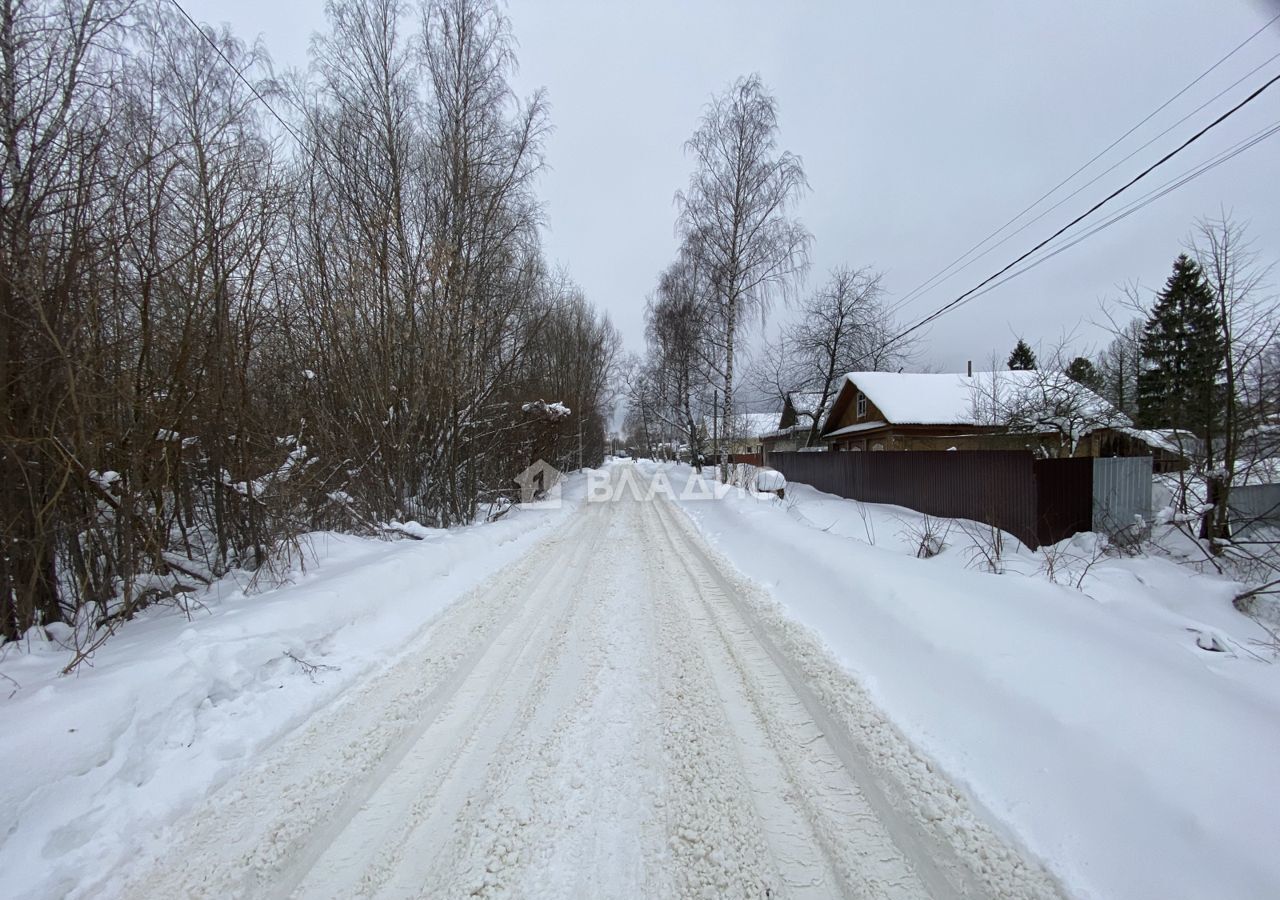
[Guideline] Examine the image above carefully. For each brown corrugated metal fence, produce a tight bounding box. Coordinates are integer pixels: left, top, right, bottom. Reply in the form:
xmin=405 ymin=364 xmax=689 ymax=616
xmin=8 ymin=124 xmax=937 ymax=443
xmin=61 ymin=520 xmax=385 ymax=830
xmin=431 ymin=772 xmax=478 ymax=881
xmin=1033 ymin=457 xmax=1093 ymax=547
xmin=766 ymin=450 xmax=1104 ymax=548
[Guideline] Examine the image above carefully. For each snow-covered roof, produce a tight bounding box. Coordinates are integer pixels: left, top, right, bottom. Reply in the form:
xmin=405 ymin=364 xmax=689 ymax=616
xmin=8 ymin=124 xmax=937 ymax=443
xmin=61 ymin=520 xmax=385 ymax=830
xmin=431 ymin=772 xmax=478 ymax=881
xmin=761 ymin=423 xmax=811 ymax=440
xmin=840 ymin=371 xmax=1019 ymax=425
xmin=786 ymin=391 xmax=826 ymax=420
xmin=828 ymin=370 xmax=1120 ymax=429
xmin=825 ymin=420 xmax=889 ymax=438
xmin=703 ymin=412 xmax=783 ymax=439
xmin=1119 ymin=427 xmax=1199 ymax=456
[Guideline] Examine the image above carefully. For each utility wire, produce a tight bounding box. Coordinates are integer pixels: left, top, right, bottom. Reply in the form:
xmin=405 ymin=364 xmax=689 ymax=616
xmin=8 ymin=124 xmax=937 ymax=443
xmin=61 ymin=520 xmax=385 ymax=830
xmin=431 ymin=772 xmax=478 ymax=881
xmin=885 ymin=49 xmax=1280 ymax=320
xmin=165 ymin=0 xmax=387 ymax=204
xmin=883 ymin=11 xmax=1280 ymax=320
xmin=882 ymin=70 xmax=1280 ymax=349
xmin=166 ymin=0 xmax=308 ymax=144
xmin=929 ymin=117 xmax=1280 ymax=320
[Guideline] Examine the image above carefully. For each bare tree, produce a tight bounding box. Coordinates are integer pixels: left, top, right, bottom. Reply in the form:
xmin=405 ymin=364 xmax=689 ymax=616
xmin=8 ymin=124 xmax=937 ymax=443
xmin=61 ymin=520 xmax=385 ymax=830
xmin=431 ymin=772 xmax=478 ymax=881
xmin=0 ymin=0 xmax=621 ymax=660
xmin=1188 ymin=212 xmax=1279 ymax=543
xmin=676 ymin=74 xmax=810 ymax=479
xmin=752 ymin=266 xmax=911 ymax=446
xmin=0 ymin=0 xmax=131 ymax=639
xmin=1094 ymin=311 xmax=1144 ymax=420
xmin=969 ymin=347 xmax=1127 ymax=458
xmin=642 ymin=248 xmax=718 ymax=468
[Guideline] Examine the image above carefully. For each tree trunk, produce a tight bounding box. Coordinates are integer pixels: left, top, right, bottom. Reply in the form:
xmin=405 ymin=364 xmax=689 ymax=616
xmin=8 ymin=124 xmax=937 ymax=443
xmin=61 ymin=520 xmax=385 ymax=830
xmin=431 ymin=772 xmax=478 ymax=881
xmin=721 ymin=298 xmax=735 ymax=483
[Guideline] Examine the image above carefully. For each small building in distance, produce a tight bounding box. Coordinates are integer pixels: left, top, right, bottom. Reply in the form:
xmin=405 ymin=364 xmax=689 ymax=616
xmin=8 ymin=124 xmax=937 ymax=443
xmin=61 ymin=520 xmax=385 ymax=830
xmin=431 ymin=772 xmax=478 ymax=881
xmin=700 ymin=411 xmax=783 ymax=458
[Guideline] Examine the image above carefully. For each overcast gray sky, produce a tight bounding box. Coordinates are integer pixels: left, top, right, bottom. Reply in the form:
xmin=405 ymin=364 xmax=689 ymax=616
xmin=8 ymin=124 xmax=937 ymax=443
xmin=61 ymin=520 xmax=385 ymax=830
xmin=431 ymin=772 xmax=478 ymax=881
xmin=191 ymin=0 xmax=1280 ymax=384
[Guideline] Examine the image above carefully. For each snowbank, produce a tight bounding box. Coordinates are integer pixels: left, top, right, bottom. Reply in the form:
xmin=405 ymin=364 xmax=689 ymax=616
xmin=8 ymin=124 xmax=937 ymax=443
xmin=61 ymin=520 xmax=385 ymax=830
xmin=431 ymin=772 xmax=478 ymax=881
xmin=646 ymin=461 xmax=1280 ymax=900
xmin=755 ymin=468 xmax=786 ymax=493
xmin=0 ymin=473 xmax=591 ymax=900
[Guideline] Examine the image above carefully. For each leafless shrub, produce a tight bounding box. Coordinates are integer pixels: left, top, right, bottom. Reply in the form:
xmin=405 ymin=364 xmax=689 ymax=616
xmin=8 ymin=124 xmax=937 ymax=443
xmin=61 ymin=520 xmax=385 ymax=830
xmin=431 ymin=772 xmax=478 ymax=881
xmin=959 ymin=518 xmax=1006 ymax=574
xmin=730 ymin=463 xmax=759 ymax=490
xmin=1092 ymin=506 xmax=1151 ymax=559
xmin=854 ymin=501 xmax=877 ymax=546
xmin=1072 ymin=539 xmax=1111 ymax=591
xmin=1243 ymin=613 xmax=1280 ymax=661
xmin=1039 ymin=542 xmax=1066 ymax=584
xmin=897 ymin=514 xmax=950 ymax=559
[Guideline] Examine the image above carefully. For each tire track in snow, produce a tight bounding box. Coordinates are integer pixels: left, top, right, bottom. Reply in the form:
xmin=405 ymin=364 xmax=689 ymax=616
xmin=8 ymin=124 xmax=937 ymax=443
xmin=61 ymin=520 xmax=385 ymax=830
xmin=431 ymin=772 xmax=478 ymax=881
xmin=427 ymin=495 xmax=669 ymax=899
xmin=120 ymin=501 xmax=608 ymax=900
xmin=645 ymin=494 xmax=926 ymax=898
xmin=650 ymin=490 xmax=1064 ymax=900
xmin=286 ymin=499 xmax=610 ymax=899
xmin=120 ymin=469 xmax=1064 ymax=900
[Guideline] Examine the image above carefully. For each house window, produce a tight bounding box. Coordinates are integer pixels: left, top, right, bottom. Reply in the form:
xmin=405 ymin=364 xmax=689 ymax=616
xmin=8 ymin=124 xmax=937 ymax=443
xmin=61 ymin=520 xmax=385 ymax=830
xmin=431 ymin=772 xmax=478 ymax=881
xmin=856 ymin=391 xmax=867 ymax=419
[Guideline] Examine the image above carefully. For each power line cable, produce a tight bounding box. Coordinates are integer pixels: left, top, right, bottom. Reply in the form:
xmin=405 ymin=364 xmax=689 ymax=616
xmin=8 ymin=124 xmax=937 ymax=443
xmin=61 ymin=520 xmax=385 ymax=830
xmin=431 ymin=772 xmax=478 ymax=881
xmin=937 ymin=117 xmax=1280 ymax=316
xmin=883 ymin=70 xmax=1280 ymax=349
xmin=885 ymin=50 xmax=1280 ymax=320
xmin=165 ymin=0 xmax=387 ymax=205
xmin=883 ymin=11 xmax=1280 ymax=320
xmin=166 ymin=0 xmax=309 ymax=144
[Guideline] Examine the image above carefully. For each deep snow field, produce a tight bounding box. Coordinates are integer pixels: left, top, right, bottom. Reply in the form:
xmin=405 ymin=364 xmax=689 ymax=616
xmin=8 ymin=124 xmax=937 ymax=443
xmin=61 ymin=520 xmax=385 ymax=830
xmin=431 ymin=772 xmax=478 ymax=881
xmin=2 ymin=459 xmax=1278 ymax=899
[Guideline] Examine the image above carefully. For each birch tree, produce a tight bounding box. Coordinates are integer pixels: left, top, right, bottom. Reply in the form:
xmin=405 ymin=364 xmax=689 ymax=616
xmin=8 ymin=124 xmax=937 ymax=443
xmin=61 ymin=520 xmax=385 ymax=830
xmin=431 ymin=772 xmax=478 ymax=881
xmin=0 ymin=0 xmax=621 ymax=656
xmin=676 ymin=74 xmax=809 ymax=479
xmin=644 ymin=250 xmax=716 ymax=468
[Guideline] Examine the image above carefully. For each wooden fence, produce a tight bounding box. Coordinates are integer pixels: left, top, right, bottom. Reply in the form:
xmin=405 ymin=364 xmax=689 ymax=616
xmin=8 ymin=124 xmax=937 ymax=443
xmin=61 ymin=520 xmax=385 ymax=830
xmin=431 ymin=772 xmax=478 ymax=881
xmin=766 ymin=450 xmax=1147 ymax=548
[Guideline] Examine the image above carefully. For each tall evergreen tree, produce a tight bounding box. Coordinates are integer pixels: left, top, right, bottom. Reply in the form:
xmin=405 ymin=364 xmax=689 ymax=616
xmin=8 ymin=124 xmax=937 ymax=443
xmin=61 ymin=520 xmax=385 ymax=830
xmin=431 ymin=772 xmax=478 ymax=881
xmin=1007 ymin=338 xmax=1037 ymax=370
xmin=1065 ymin=356 xmax=1103 ymax=391
xmin=1136 ymin=254 xmax=1225 ymax=446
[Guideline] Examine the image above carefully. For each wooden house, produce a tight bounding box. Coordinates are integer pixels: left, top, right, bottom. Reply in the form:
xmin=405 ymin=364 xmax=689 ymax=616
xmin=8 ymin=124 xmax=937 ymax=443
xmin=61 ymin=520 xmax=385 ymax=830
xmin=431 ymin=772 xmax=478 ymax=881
xmin=818 ymin=371 xmax=1154 ymax=459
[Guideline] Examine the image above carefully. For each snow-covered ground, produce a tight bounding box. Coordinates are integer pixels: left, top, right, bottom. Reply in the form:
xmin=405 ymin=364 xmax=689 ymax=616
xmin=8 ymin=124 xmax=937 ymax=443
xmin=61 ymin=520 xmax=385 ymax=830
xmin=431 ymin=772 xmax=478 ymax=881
xmin=653 ymin=461 xmax=1280 ymax=900
xmin=0 ymin=473 xmax=592 ymax=900
xmin=3 ymin=465 xmax=1065 ymax=900
xmin=4 ymin=461 xmax=1277 ymax=899
xmin=115 ymin=483 xmax=1059 ymax=899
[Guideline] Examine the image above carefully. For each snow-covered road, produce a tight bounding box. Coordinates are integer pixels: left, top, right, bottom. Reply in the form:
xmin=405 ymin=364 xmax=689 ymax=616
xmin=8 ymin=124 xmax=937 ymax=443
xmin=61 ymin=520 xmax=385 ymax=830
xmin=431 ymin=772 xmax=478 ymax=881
xmin=121 ymin=472 xmax=1061 ymax=899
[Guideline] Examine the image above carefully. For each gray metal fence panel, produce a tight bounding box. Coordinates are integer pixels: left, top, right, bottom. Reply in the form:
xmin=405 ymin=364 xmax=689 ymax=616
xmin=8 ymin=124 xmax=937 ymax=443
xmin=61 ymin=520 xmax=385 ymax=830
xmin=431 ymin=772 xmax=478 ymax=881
xmin=1228 ymin=483 xmax=1280 ymax=541
xmin=1091 ymin=456 xmax=1153 ymax=535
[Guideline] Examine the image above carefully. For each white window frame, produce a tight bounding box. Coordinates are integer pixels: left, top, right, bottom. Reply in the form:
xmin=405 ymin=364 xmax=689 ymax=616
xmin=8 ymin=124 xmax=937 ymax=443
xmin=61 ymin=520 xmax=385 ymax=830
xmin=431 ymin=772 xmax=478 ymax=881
xmin=856 ymin=391 xmax=867 ymax=419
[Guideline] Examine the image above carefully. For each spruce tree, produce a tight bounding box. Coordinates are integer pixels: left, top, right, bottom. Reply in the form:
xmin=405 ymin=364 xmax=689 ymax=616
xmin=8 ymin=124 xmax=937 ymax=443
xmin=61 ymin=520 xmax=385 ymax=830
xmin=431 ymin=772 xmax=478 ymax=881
xmin=1136 ymin=254 xmax=1225 ymax=443
xmin=1065 ymin=356 xmax=1103 ymax=391
xmin=1008 ymin=338 xmax=1037 ymax=370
